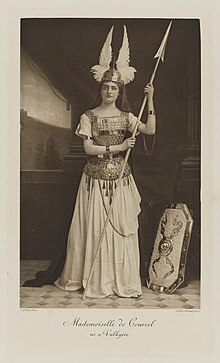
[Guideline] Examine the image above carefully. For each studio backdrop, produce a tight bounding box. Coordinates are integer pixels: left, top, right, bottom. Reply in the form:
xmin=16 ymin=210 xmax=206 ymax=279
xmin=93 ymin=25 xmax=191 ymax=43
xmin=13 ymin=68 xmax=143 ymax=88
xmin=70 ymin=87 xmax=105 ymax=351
xmin=20 ymin=18 xmax=200 ymax=279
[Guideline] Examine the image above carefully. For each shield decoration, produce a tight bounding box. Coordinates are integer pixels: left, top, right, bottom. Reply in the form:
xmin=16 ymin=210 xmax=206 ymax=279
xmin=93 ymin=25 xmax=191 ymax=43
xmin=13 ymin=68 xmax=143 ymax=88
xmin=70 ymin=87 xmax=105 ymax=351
xmin=147 ymin=203 xmax=193 ymax=294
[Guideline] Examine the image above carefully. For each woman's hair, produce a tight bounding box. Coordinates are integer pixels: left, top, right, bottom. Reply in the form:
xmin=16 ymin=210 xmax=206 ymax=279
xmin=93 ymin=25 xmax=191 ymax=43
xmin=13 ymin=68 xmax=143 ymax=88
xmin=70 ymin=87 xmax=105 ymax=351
xmin=93 ymin=82 xmax=131 ymax=112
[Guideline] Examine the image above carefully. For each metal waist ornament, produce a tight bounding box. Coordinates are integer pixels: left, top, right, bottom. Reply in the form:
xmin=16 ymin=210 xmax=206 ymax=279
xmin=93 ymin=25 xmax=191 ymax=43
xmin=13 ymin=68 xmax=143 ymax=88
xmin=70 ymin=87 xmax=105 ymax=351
xmin=90 ymin=26 xmax=136 ymax=85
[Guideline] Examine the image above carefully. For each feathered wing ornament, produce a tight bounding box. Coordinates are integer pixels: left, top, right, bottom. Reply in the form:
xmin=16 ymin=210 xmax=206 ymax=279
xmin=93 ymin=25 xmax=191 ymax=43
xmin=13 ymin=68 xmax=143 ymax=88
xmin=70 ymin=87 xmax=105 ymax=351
xmin=116 ymin=25 xmax=136 ymax=85
xmin=91 ymin=26 xmax=114 ymax=82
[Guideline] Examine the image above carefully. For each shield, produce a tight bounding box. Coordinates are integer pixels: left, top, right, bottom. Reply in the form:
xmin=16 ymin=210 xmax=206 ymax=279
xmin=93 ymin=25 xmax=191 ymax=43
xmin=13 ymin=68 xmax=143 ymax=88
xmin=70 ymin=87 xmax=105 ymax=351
xmin=147 ymin=203 xmax=193 ymax=294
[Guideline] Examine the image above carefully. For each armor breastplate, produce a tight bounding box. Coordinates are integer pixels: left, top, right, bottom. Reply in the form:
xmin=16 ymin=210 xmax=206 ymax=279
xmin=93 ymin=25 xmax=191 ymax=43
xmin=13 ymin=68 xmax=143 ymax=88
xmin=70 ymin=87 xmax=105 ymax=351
xmin=83 ymin=110 xmax=131 ymax=181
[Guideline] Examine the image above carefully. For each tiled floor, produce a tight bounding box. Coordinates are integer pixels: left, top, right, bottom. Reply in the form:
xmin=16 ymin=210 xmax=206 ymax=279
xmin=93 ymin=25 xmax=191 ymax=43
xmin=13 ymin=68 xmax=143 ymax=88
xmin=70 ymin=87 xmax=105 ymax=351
xmin=20 ymin=260 xmax=200 ymax=309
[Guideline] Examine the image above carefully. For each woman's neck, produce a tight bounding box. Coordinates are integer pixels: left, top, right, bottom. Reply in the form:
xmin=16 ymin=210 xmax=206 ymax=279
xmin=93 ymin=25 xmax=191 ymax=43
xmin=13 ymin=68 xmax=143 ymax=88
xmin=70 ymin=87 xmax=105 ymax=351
xmin=93 ymin=102 xmax=121 ymax=116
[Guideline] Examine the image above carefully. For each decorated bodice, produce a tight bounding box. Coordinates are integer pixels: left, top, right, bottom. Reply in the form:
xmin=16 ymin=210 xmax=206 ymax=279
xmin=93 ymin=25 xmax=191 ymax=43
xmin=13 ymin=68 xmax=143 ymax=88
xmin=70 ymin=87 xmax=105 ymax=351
xmin=85 ymin=110 xmax=129 ymax=146
xmin=75 ymin=110 xmax=139 ymax=181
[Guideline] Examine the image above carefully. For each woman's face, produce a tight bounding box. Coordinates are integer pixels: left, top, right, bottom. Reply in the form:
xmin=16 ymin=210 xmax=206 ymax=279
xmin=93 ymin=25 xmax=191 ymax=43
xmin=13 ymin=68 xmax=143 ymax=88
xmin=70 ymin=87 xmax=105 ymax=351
xmin=100 ymin=82 xmax=120 ymax=104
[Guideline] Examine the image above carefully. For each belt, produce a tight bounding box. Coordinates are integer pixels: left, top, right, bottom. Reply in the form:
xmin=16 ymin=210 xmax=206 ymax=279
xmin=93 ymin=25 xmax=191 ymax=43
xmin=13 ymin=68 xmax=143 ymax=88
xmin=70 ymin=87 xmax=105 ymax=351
xmin=97 ymin=153 xmax=120 ymax=160
xmin=84 ymin=154 xmax=131 ymax=180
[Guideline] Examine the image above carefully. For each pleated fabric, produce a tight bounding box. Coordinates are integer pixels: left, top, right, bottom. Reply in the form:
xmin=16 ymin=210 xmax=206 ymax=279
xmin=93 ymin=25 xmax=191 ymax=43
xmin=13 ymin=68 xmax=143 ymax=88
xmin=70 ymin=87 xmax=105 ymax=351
xmin=54 ymin=172 xmax=142 ymax=298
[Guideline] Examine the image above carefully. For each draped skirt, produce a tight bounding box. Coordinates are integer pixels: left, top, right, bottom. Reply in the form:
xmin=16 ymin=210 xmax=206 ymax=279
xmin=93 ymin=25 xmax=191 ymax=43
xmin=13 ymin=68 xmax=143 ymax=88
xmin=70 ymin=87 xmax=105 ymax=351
xmin=54 ymin=172 xmax=142 ymax=298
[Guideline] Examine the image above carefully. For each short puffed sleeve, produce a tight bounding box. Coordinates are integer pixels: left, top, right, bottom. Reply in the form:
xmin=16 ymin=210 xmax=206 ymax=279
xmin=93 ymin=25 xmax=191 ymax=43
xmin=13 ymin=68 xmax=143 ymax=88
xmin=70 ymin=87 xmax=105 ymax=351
xmin=127 ymin=112 xmax=141 ymax=134
xmin=75 ymin=113 xmax=92 ymax=139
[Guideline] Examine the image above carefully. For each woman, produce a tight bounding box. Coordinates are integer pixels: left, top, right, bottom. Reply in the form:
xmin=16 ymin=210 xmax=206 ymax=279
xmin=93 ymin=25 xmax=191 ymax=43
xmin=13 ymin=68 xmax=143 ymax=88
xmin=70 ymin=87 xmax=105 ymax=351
xmin=53 ymin=69 xmax=155 ymax=298
xmin=24 ymin=26 xmax=156 ymax=298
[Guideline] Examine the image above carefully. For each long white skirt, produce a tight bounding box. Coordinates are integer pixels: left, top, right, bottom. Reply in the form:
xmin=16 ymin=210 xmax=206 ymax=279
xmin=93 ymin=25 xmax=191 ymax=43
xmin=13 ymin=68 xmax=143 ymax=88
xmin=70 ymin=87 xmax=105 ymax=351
xmin=54 ymin=172 xmax=142 ymax=298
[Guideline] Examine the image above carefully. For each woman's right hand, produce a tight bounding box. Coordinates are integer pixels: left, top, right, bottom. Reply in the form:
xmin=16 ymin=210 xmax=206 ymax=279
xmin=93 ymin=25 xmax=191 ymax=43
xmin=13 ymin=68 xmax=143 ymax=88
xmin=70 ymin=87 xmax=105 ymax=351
xmin=120 ymin=137 xmax=136 ymax=151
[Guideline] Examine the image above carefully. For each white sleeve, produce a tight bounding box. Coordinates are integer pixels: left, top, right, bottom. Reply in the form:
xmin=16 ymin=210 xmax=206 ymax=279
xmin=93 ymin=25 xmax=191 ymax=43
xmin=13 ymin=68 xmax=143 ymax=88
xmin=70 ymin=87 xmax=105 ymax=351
xmin=127 ymin=112 xmax=141 ymax=134
xmin=75 ymin=113 xmax=92 ymax=139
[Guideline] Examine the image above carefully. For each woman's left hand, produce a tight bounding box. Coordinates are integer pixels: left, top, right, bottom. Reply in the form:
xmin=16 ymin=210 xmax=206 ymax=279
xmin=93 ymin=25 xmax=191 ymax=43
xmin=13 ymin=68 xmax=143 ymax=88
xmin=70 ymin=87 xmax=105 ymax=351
xmin=144 ymin=83 xmax=154 ymax=100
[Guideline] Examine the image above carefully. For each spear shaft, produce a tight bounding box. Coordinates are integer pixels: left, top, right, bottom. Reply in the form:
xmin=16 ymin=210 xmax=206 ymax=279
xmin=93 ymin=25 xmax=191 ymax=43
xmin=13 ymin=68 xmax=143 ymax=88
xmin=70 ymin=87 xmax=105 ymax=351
xmin=83 ymin=21 xmax=172 ymax=300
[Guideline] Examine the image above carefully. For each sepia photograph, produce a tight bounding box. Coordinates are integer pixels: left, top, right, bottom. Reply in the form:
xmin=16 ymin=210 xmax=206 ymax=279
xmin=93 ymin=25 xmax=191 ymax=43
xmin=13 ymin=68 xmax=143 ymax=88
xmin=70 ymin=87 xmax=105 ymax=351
xmin=3 ymin=0 xmax=219 ymax=361
xmin=20 ymin=18 xmax=201 ymax=310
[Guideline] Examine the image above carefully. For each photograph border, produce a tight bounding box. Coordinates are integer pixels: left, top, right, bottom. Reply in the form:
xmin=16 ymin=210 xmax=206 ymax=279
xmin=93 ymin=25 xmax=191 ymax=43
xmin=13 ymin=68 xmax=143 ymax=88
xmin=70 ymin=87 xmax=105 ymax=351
xmin=1 ymin=0 xmax=219 ymax=362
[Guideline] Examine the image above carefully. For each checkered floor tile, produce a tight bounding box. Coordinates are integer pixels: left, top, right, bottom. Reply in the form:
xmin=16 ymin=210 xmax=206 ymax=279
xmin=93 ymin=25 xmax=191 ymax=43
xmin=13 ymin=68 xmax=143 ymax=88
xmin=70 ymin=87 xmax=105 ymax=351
xmin=20 ymin=260 xmax=200 ymax=309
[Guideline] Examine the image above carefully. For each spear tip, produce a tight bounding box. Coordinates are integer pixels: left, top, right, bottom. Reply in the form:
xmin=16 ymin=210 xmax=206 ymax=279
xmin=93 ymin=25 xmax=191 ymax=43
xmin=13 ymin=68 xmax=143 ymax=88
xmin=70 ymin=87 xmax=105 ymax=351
xmin=154 ymin=20 xmax=173 ymax=62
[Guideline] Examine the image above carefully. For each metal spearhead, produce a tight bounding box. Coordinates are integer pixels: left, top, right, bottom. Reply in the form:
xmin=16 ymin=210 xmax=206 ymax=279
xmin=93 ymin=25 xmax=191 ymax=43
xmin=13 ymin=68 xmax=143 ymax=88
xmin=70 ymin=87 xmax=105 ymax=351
xmin=154 ymin=20 xmax=173 ymax=62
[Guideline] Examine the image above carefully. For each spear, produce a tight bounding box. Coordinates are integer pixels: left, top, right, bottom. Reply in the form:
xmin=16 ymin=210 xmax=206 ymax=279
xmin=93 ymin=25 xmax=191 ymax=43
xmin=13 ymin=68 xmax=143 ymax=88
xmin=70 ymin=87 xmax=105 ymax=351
xmin=82 ymin=20 xmax=173 ymax=300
